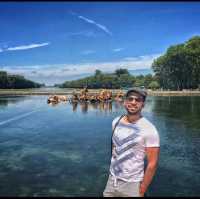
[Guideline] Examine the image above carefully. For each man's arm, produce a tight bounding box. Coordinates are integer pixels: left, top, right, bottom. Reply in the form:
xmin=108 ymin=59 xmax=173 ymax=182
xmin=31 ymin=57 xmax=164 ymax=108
xmin=139 ymin=147 xmax=160 ymax=197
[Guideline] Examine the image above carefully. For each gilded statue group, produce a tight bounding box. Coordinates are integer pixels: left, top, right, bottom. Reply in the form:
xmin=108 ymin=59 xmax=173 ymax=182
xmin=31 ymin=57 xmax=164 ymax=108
xmin=47 ymin=88 xmax=124 ymax=105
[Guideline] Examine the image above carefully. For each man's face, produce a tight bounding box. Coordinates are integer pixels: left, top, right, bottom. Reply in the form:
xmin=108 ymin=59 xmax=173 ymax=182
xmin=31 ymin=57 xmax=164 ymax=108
xmin=124 ymin=92 xmax=145 ymax=115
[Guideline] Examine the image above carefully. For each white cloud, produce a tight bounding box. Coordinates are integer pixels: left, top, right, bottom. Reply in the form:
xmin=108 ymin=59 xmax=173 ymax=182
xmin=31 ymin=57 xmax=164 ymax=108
xmin=113 ymin=48 xmax=124 ymax=52
xmin=1 ymin=53 xmax=162 ymax=85
xmin=6 ymin=42 xmax=50 ymax=51
xmin=123 ymin=54 xmax=162 ymax=61
xmin=70 ymin=11 xmax=112 ymax=36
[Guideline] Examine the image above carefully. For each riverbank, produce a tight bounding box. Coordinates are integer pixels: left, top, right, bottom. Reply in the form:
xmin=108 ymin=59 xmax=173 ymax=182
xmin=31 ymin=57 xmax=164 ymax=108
xmin=147 ymin=90 xmax=200 ymax=96
xmin=1 ymin=89 xmax=200 ymax=96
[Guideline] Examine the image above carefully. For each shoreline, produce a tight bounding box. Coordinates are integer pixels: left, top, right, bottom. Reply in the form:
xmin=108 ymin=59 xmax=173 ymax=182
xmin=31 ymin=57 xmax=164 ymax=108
xmin=1 ymin=89 xmax=200 ymax=96
xmin=147 ymin=90 xmax=200 ymax=96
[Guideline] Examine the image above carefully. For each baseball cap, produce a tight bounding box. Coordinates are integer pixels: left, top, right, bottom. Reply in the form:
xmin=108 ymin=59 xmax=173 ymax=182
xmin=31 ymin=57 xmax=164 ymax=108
xmin=125 ymin=88 xmax=147 ymax=101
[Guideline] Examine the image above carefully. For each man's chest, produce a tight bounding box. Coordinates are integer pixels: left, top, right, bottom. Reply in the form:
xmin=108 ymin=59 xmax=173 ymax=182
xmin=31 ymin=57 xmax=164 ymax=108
xmin=113 ymin=124 xmax=144 ymax=147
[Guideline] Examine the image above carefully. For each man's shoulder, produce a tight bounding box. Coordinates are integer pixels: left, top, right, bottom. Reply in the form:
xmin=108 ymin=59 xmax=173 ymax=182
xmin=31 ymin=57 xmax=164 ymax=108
xmin=112 ymin=115 xmax=122 ymax=123
xmin=139 ymin=117 xmax=158 ymax=132
xmin=112 ymin=115 xmax=124 ymax=126
xmin=140 ymin=118 xmax=160 ymax=146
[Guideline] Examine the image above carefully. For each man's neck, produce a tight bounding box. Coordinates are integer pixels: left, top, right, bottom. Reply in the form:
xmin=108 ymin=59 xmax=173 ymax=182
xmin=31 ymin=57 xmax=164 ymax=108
xmin=126 ymin=113 xmax=142 ymax=123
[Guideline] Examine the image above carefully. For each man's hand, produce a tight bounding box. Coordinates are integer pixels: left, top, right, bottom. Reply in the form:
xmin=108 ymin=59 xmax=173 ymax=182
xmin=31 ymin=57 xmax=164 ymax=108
xmin=139 ymin=182 xmax=147 ymax=197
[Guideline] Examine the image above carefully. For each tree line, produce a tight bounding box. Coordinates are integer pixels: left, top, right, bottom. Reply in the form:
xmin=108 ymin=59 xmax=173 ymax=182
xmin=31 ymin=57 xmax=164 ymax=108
xmin=58 ymin=69 xmax=160 ymax=90
xmin=1 ymin=36 xmax=199 ymax=90
xmin=0 ymin=71 xmax=44 ymax=89
xmin=59 ymin=35 xmax=200 ymax=90
xmin=152 ymin=36 xmax=200 ymax=90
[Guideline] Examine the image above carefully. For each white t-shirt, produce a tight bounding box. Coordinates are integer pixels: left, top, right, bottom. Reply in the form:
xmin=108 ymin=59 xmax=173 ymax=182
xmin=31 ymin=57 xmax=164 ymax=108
xmin=110 ymin=115 xmax=160 ymax=182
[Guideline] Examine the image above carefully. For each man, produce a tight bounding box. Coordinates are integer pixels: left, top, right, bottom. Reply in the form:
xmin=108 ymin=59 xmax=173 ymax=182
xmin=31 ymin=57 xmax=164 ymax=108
xmin=103 ymin=88 xmax=160 ymax=197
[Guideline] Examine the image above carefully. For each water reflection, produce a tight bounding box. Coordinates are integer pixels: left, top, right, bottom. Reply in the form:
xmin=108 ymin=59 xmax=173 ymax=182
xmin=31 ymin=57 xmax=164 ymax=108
xmin=0 ymin=100 xmax=8 ymax=107
xmin=113 ymin=101 xmax=124 ymax=110
xmin=0 ymin=96 xmax=28 ymax=107
xmin=72 ymin=102 xmax=78 ymax=112
xmin=67 ymin=101 xmax=115 ymax=113
xmin=46 ymin=99 xmax=124 ymax=115
xmin=79 ymin=102 xmax=88 ymax=114
xmin=47 ymin=102 xmax=60 ymax=107
xmin=151 ymin=96 xmax=200 ymax=129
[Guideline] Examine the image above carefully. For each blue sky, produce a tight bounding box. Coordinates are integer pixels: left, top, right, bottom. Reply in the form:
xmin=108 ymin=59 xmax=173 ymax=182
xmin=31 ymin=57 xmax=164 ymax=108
xmin=0 ymin=2 xmax=200 ymax=86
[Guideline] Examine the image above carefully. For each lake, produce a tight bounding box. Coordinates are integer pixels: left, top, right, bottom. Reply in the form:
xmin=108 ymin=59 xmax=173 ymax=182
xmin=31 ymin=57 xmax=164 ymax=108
xmin=0 ymin=95 xmax=199 ymax=196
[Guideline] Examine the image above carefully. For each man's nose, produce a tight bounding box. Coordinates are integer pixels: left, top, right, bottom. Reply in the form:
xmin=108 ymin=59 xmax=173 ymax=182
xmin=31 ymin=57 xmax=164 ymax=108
xmin=132 ymin=99 xmax=137 ymax=103
xmin=129 ymin=99 xmax=137 ymax=103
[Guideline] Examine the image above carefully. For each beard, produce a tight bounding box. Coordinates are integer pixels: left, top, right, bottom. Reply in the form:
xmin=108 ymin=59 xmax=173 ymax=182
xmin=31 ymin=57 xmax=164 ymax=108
xmin=125 ymin=104 xmax=142 ymax=115
xmin=126 ymin=108 xmax=141 ymax=115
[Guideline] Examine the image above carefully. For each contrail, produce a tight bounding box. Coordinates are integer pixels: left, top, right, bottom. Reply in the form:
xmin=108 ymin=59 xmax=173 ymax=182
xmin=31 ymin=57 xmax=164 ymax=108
xmin=0 ymin=109 xmax=41 ymax=126
xmin=6 ymin=42 xmax=50 ymax=51
xmin=69 ymin=11 xmax=112 ymax=36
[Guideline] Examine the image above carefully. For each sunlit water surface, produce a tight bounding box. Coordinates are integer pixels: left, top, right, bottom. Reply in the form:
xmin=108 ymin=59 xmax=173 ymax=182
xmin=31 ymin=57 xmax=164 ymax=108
xmin=0 ymin=95 xmax=199 ymax=196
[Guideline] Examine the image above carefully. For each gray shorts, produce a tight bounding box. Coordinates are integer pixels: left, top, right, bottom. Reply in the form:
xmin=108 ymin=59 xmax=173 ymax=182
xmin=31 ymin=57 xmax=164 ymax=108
xmin=103 ymin=175 xmax=141 ymax=197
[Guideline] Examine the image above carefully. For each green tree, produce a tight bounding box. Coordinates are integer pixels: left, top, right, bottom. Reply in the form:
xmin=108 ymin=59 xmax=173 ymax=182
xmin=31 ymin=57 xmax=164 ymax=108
xmin=94 ymin=69 xmax=102 ymax=77
xmin=152 ymin=35 xmax=200 ymax=90
xmin=143 ymin=74 xmax=153 ymax=88
xmin=149 ymin=81 xmax=160 ymax=90
xmin=0 ymin=71 xmax=43 ymax=88
xmin=115 ymin=68 xmax=129 ymax=77
xmin=60 ymin=69 xmax=154 ymax=89
xmin=0 ymin=71 xmax=8 ymax=88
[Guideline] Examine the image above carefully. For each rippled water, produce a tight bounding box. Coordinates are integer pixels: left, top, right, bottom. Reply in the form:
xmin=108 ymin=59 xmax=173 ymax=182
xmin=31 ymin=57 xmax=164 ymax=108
xmin=0 ymin=95 xmax=199 ymax=196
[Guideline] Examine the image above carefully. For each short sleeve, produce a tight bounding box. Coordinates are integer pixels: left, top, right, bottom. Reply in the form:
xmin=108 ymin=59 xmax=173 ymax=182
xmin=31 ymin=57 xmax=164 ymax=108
xmin=144 ymin=126 xmax=160 ymax=147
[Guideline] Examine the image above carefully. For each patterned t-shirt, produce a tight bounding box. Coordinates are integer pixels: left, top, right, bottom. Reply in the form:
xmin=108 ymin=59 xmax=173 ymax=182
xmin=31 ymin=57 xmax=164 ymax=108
xmin=110 ymin=116 xmax=160 ymax=182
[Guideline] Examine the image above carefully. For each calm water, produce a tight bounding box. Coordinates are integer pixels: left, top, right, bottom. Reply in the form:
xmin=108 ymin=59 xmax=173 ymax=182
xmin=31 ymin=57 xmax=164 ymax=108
xmin=0 ymin=95 xmax=199 ymax=196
